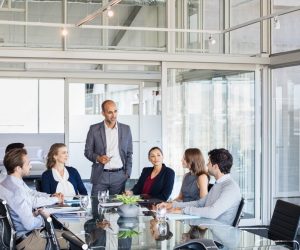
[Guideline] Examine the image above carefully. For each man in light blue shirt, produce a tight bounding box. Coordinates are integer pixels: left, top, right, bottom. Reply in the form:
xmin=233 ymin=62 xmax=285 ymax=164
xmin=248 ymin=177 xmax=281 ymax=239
xmin=159 ymin=148 xmax=241 ymax=226
xmin=0 ymin=148 xmax=65 ymax=250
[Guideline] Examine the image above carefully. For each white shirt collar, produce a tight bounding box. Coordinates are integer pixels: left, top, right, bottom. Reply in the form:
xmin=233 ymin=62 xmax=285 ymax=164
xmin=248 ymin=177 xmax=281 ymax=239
xmin=104 ymin=121 xmax=118 ymax=130
xmin=216 ymin=174 xmax=231 ymax=184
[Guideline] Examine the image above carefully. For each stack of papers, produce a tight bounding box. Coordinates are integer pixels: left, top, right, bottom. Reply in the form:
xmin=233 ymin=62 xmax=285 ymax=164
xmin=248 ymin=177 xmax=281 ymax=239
xmin=166 ymin=213 xmax=201 ymax=220
xmin=99 ymin=202 xmax=123 ymax=208
xmin=46 ymin=206 xmax=85 ymax=214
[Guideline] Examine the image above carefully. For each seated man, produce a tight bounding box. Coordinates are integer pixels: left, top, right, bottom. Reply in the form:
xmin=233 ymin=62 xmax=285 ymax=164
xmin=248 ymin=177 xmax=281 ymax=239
xmin=159 ymin=148 xmax=241 ymax=225
xmin=0 ymin=143 xmax=25 ymax=182
xmin=0 ymin=148 xmax=66 ymax=250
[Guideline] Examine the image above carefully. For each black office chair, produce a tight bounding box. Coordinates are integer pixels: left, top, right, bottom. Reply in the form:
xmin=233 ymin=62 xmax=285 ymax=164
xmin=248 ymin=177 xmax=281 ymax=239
xmin=0 ymin=199 xmax=16 ymax=250
xmin=208 ymin=184 xmax=214 ymax=192
xmin=34 ymin=178 xmax=42 ymax=192
xmin=38 ymin=211 xmax=61 ymax=250
xmin=62 ymin=231 xmax=88 ymax=250
xmin=174 ymin=239 xmax=219 ymax=250
xmin=232 ymin=198 xmax=245 ymax=227
xmin=240 ymin=199 xmax=300 ymax=249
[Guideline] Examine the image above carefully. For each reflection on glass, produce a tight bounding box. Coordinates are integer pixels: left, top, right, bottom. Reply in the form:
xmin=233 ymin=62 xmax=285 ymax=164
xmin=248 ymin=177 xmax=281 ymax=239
xmin=273 ymin=66 xmax=300 ymax=200
xmin=166 ymin=69 xmax=255 ymax=218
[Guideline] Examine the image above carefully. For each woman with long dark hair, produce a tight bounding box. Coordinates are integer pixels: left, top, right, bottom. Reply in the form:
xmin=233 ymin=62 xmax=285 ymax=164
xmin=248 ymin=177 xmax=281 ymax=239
xmin=174 ymin=148 xmax=209 ymax=202
xmin=126 ymin=147 xmax=175 ymax=201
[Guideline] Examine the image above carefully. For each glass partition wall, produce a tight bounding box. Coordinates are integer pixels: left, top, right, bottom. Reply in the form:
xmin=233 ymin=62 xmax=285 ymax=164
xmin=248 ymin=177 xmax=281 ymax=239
xmin=272 ymin=65 xmax=300 ymax=206
xmin=163 ymin=65 xmax=259 ymax=221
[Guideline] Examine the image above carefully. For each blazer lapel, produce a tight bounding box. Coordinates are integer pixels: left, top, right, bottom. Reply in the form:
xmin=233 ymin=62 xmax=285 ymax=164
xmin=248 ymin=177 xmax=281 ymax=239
xmin=99 ymin=121 xmax=107 ymax=153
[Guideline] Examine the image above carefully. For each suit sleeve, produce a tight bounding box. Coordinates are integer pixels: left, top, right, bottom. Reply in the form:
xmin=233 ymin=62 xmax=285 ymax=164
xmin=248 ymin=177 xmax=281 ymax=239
xmin=125 ymin=126 xmax=133 ymax=176
xmin=84 ymin=125 xmax=98 ymax=163
xmin=131 ymin=168 xmax=147 ymax=195
xmin=74 ymin=168 xmax=88 ymax=195
xmin=41 ymin=171 xmax=51 ymax=194
xmin=155 ymin=169 xmax=175 ymax=201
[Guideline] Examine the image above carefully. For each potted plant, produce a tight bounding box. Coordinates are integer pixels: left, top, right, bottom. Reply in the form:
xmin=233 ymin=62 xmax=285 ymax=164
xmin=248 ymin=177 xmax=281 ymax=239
xmin=114 ymin=194 xmax=142 ymax=217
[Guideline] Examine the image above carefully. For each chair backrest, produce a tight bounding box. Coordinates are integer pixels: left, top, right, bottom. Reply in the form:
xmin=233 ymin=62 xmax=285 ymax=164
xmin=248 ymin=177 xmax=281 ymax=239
xmin=34 ymin=178 xmax=42 ymax=192
xmin=208 ymin=184 xmax=214 ymax=192
xmin=38 ymin=212 xmax=60 ymax=250
xmin=62 ymin=231 xmax=88 ymax=250
xmin=173 ymin=239 xmax=219 ymax=250
xmin=268 ymin=199 xmax=300 ymax=241
xmin=0 ymin=199 xmax=16 ymax=250
xmin=232 ymin=198 xmax=245 ymax=227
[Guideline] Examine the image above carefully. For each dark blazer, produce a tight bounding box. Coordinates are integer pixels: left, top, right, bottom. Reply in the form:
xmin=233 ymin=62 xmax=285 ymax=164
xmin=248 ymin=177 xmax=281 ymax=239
xmin=132 ymin=164 xmax=175 ymax=201
xmin=84 ymin=121 xmax=133 ymax=184
xmin=41 ymin=166 xmax=88 ymax=195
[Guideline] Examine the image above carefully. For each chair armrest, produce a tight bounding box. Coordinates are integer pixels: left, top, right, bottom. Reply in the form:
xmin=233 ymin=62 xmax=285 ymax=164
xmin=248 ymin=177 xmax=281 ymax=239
xmin=62 ymin=231 xmax=88 ymax=250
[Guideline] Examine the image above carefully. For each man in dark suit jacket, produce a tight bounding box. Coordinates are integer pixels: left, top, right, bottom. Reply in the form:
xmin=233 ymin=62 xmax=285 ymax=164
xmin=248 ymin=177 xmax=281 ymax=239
xmin=84 ymin=100 xmax=133 ymax=195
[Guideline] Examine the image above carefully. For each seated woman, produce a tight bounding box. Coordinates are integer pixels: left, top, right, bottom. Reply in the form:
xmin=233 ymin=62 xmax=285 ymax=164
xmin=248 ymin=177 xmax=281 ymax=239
xmin=173 ymin=148 xmax=209 ymax=202
xmin=126 ymin=147 xmax=175 ymax=201
xmin=41 ymin=143 xmax=88 ymax=197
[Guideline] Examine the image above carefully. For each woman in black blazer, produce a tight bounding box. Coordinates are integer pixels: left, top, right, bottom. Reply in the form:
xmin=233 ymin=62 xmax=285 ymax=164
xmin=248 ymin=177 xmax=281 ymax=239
xmin=126 ymin=147 xmax=175 ymax=201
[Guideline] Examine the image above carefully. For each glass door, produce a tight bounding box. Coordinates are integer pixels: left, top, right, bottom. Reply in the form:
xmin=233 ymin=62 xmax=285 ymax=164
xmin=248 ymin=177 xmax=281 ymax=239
xmin=162 ymin=62 xmax=261 ymax=224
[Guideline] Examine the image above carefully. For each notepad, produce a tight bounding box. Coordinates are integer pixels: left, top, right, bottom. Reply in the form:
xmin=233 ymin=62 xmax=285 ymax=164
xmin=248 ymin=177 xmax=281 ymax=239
xmin=99 ymin=202 xmax=123 ymax=208
xmin=166 ymin=213 xmax=201 ymax=220
xmin=46 ymin=207 xmax=85 ymax=214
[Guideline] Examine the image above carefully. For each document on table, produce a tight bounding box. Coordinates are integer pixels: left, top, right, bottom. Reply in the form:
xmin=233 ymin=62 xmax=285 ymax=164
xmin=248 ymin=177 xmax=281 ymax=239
xmin=166 ymin=213 xmax=201 ymax=220
xmin=45 ymin=206 xmax=85 ymax=214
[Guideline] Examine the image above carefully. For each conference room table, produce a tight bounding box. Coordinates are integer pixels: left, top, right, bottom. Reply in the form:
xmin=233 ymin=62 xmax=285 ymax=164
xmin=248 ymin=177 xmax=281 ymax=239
xmin=52 ymin=197 xmax=290 ymax=250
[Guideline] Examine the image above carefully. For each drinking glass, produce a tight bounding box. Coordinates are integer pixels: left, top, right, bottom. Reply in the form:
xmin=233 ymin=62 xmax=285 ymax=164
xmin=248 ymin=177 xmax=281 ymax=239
xmin=80 ymin=196 xmax=89 ymax=212
xmin=156 ymin=206 xmax=167 ymax=221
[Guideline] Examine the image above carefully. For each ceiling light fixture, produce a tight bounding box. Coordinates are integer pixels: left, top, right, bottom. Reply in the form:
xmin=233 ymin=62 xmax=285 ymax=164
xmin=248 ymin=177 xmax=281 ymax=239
xmin=274 ymin=16 xmax=280 ymax=30
xmin=76 ymin=0 xmax=122 ymax=26
xmin=107 ymin=6 xmax=114 ymax=18
xmin=61 ymin=28 xmax=68 ymax=37
xmin=209 ymin=34 xmax=216 ymax=45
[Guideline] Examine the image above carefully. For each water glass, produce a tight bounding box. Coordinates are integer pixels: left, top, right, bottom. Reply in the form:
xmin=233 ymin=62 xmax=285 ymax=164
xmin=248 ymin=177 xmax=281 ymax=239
xmin=156 ymin=206 xmax=167 ymax=221
xmin=80 ymin=196 xmax=89 ymax=211
xmin=157 ymin=221 xmax=168 ymax=236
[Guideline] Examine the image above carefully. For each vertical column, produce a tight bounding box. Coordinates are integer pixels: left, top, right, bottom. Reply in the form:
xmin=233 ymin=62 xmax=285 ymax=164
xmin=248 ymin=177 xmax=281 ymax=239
xmin=260 ymin=0 xmax=271 ymax=54
xmin=167 ymin=0 xmax=175 ymax=53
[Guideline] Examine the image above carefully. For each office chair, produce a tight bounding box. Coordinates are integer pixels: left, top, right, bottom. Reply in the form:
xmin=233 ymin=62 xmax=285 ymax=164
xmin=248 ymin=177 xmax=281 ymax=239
xmin=62 ymin=231 xmax=88 ymax=250
xmin=208 ymin=184 xmax=214 ymax=192
xmin=0 ymin=199 xmax=16 ymax=250
xmin=38 ymin=211 xmax=61 ymax=250
xmin=240 ymin=199 xmax=300 ymax=249
xmin=232 ymin=198 xmax=245 ymax=227
xmin=174 ymin=238 xmax=220 ymax=250
xmin=34 ymin=178 xmax=42 ymax=192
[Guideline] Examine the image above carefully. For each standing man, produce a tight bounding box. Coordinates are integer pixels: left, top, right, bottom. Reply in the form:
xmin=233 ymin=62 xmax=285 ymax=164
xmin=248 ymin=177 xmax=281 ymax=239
xmin=85 ymin=100 xmax=133 ymax=196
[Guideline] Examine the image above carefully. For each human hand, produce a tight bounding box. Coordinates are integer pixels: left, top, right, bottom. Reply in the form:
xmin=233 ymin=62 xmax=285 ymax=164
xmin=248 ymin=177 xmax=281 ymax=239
xmin=38 ymin=209 xmax=51 ymax=219
xmin=97 ymin=155 xmax=111 ymax=165
xmin=125 ymin=190 xmax=133 ymax=196
xmin=169 ymin=207 xmax=182 ymax=214
xmin=157 ymin=202 xmax=173 ymax=210
xmin=52 ymin=192 xmax=64 ymax=203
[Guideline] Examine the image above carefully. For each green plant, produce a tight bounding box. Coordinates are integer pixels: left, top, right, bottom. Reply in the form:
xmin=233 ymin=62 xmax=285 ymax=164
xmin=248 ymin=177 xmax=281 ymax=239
xmin=114 ymin=194 xmax=142 ymax=205
xmin=118 ymin=230 xmax=140 ymax=239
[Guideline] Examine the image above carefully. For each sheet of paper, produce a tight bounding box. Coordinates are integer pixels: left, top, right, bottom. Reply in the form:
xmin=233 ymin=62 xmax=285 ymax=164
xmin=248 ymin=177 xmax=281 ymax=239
xmin=99 ymin=202 xmax=123 ymax=208
xmin=45 ymin=206 xmax=85 ymax=214
xmin=166 ymin=213 xmax=201 ymax=220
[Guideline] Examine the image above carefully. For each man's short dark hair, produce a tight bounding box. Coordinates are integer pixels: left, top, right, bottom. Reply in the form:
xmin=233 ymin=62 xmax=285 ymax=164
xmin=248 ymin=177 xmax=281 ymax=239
xmin=3 ymin=148 xmax=27 ymax=175
xmin=208 ymin=148 xmax=233 ymax=174
xmin=5 ymin=143 xmax=24 ymax=154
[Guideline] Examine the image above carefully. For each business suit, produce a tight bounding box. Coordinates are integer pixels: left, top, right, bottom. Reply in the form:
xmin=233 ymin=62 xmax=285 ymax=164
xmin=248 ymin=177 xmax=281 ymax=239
xmin=132 ymin=164 xmax=175 ymax=201
xmin=85 ymin=121 xmax=133 ymax=195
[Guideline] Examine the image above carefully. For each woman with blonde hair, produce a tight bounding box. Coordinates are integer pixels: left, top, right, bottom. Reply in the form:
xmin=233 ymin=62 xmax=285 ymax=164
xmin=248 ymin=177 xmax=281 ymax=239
xmin=41 ymin=143 xmax=87 ymax=197
xmin=174 ymin=148 xmax=209 ymax=202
